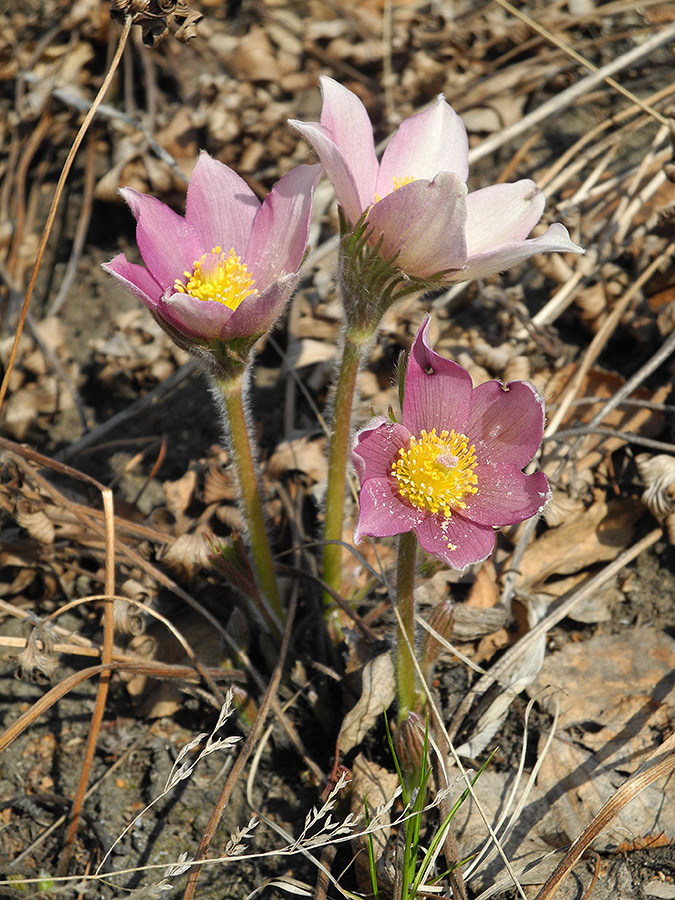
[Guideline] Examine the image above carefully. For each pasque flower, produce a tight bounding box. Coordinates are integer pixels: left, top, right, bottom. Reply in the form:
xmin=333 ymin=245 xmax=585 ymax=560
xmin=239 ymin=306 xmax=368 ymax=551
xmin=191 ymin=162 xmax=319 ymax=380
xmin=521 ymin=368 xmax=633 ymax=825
xmin=103 ymin=152 xmax=321 ymax=350
xmin=352 ymin=319 xmax=550 ymax=569
xmin=290 ymin=77 xmax=583 ymax=280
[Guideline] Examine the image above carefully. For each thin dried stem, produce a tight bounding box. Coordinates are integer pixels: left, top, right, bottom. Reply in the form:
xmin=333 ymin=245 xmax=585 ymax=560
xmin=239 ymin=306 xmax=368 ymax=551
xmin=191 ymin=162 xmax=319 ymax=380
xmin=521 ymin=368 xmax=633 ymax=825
xmin=181 ymin=587 xmax=298 ymax=900
xmin=0 ymin=14 xmax=133 ymax=412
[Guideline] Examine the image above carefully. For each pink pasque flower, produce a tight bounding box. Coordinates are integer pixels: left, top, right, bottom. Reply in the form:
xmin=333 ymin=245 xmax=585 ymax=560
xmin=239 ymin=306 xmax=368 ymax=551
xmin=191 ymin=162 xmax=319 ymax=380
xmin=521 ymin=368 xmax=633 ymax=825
xmin=352 ymin=319 xmax=550 ymax=569
xmin=290 ymin=77 xmax=583 ymax=280
xmin=103 ymin=153 xmax=321 ymax=345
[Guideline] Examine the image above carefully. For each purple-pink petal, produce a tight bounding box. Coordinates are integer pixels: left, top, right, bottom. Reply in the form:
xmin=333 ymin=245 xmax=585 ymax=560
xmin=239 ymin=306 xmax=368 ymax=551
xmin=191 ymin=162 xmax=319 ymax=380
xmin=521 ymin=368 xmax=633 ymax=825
xmin=462 ymin=466 xmax=550 ymax=526
xmin=121 ymin=188 xmax=202 ymax=291
xmin=102 ymin=253 xmax=162 ymax=310
xmin=415 ymin=514 xmax=496 ymax=570
xmin=403 ymin=318 xmax=473 ymax=435
xmin=159 ymin=289 xmax=235 ymax=341
xmin=185 ymin=152 xmax=259 ymax=257
xmin=366 ymin=173 xmax=468 ymax=278
xmin=353 ymin=477 xmax=423 ymax=543
xmin=223 ymin=274 xmax=298 ymax=340
xmin=460 ymin=223 xmax=584 ymax=282
xmin=377 ymin=96 xmax=469 ymax=193
xmin=468 ymin=380 xmax=545 ymax=468
xmin=246 ymin=164 xmax=322 ymax=288
xmin=352 ymin=421 xmax=413 ymax=481
xmin=464 ymin=181 xmax=545 ymax=256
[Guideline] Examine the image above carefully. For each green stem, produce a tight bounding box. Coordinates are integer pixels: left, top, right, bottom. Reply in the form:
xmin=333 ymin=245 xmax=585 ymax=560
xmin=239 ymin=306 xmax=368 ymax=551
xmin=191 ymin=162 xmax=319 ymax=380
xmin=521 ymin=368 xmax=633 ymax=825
xmin=214 ymin=373 xmax=283 ymax=633
xmin=322 ymin=333 xmax=368 ymax=618
xmin=396 ymin=531 xmax=418 ymax=723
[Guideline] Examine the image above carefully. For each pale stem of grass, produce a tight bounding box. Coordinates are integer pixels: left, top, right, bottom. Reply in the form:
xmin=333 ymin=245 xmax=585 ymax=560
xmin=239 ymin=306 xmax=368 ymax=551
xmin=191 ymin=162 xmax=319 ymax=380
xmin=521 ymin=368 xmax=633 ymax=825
xmin=396 ymin=531 xmax=419 ymax=723
xmin=321 ymin=333 xmax=368 ymax=626
xmin=213 ymin=373 xmax=284 ymax=633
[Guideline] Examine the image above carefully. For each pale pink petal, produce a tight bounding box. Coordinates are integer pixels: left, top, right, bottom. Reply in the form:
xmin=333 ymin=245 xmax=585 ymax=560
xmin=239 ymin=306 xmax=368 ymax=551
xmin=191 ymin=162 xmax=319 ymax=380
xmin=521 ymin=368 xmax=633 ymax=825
xmin=185 ymin=152 xmax=259 ymax=256
xmin=246 ymin=164 xmax=322 ymax=288
xmin=459 ymin=223 xmax=584 ymax=282
xmin=102 ymin=254 xmax=162 ymax=310
xmin=403 ymin=318 xmax=472 ymax=435
xmin=317 ymin=77 xmax=379 ymax=209
xmin=353 ymin=478 xmax=424 ymax=543
xmin=221 ymin=275 xmax=297 ymax=341
xmin=468 ymin=380 xmax=545 ymax=468
xmin=465 ymin=181 xmax=545 ymax=256
xmin=367 ymin=173 xmax=468 ymax=278
xmin=415 ymin=514 xmax=495 ymax=570
xmin=377 ymin=96 xmax=469 ymax=195
xmin=352 ymin=422 xmax=413 ymax=481
xmin=289 ymin=119 xmax=366 ymax=224
xmin=463 ymin=466 xmax=550 ymax=526
xmin=160 ymin=290 xmax=235 ymax=341
xmin=121 ymin=188 xmax=202 ymax=290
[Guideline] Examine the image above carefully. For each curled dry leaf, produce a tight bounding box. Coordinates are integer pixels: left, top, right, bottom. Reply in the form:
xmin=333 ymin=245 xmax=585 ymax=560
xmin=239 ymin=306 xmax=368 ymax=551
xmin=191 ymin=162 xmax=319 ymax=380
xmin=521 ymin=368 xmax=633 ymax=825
xmin=14 ymin=498 xmax=55 ymax=544
xmin=2 ymin=386 xmax=40 ymax=440
xmin=543 ymin=489 xmax=585 ymax=528
xmin=160 ymin=529 xmax=214 ymax=578
xmin=116 ymin=579 xmax=151 ymax=634
xmin=636 ymin=453 xmax=675 ymax=544
xmin=203 ymin=456 xmax=237 ymax=504
xmin=16 ymin=622 xmax=59 ymax=683
xmin=636 ymin=453 xmax=675 ymax=518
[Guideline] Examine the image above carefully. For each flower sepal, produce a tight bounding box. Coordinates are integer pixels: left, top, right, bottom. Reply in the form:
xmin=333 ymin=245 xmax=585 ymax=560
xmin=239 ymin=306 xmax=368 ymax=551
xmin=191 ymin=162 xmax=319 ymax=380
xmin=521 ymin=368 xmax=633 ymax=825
xmin=338 ymin=209 xmax=447 ymax=338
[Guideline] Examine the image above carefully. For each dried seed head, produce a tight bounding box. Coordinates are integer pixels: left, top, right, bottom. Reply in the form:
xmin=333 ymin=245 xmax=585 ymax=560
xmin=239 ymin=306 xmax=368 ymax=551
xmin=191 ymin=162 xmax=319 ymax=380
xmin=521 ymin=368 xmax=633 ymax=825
xmin=109 ymin=0 xmax=203 ymax=46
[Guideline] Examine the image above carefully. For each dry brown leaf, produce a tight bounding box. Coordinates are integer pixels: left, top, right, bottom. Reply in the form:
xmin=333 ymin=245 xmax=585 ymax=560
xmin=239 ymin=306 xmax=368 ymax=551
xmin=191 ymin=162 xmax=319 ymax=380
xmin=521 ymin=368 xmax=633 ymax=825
xmin=528 ymin=627 xmax=675 ymax=732
xmin=338 ymin=652 xmax=395 ymax=754
xmin=350 ymin=754 xmax=399 ymax=892
xmin=517 ymin=494 xmax=641 ymax=588
xmin=466 ymin=561 xmax=499 ymax=609
xmin=268 ymin=434 xmax=327 ymax=484
xmin=457 ymin=627 xmax=675 ymax=894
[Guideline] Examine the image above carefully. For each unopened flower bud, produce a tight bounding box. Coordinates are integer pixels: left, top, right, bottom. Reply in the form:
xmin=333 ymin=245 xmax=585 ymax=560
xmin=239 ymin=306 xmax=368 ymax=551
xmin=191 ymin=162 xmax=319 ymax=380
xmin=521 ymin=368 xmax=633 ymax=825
xmin=421 ymin=598 xmax=455 ymax=681
xmin=394 ymin=711 xmax=427 ymax=780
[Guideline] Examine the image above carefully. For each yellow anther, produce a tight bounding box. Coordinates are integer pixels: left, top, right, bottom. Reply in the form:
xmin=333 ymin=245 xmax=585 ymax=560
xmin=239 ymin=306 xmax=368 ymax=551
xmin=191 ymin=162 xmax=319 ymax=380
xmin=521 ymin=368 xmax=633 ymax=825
xmin=374 ymin=174 xmax=415 ymax=203
xmin=392 ymin=428 xmax=478 ymax=518
xmin=173 ymin=246 xmax=258 ymax=311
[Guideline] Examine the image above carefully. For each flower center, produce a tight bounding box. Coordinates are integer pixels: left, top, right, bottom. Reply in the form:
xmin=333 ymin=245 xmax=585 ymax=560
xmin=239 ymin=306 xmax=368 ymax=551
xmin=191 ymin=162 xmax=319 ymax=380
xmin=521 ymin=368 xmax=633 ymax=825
xmin=392 ymin=428 xmax=478 ymax=518
xmin=173 ymin=246 xmax=258 ymax=311
xmin=374 ymin=174 xmax=415 ymax=203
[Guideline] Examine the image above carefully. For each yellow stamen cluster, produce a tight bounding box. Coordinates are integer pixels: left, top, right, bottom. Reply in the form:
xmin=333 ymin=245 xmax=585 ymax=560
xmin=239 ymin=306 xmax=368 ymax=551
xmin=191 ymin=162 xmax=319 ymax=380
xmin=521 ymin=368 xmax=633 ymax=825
xmin=174 ymin=246 xmax=258 ymax=311
xmin=392 ymin=428 xmax=478 ymax=518
xmin=374 ymin=174 xmax=415 ymax=203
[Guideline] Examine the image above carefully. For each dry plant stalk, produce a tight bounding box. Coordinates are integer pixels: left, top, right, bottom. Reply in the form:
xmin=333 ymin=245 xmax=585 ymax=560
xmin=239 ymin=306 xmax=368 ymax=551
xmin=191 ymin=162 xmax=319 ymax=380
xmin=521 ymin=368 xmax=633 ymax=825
xmin=535 ymin=733 xmax=675 ymax=900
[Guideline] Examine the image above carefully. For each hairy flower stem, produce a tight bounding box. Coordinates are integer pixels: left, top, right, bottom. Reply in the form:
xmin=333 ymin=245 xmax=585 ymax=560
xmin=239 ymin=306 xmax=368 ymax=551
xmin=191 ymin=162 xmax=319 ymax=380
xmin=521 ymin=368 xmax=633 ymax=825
xmin=322 ymin=332 xmax=370 ymax=626
xmin=396 ymin=530 xmax=419 ymax=723
xmin=213 ymin=373 xmax=283 ymax=634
